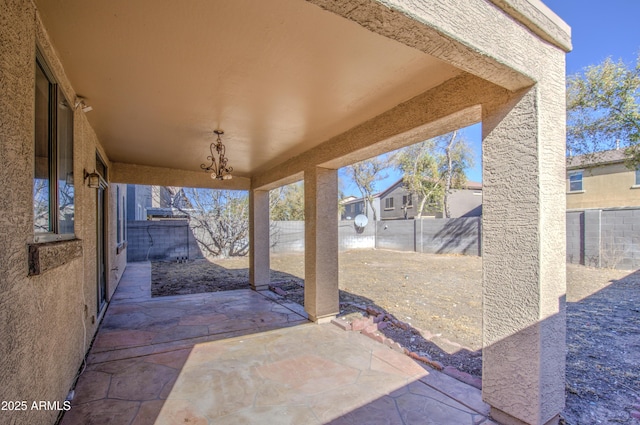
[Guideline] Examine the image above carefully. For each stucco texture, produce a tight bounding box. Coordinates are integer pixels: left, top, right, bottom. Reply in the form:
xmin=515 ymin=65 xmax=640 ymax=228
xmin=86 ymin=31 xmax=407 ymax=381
xmin=1 ymin=0 xmax=569 ymax=424
xmin=302 ymin=1 xmax=568 ymax=423
xmin=0 ymin=3 xmax=126 ymax=425
xmin=567 ymin=163 xmax=640 ymax=210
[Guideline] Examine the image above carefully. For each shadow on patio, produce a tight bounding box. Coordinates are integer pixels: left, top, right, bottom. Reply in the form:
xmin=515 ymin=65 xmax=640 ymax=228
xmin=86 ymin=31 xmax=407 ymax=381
xmin=58 ymin=262 xmax=494 ymax=425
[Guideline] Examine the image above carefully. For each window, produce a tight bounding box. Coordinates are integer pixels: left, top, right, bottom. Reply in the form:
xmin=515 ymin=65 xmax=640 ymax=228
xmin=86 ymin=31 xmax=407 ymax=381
xmin=34 ymin=52 xmax=74 ymax=241
xmin=402 ymin=194 xmax=413 ymax=208
xmin=636 ymin=168 xmax=640 ymax=186
xmin=384 ymin=197 xmax=394 ymax=209
xmin=568 ymin=170 xmax=583 ymax=192
xmin=116 ymin=185 xmax=127 ymax=251
xmin=117 ymin=186 xmax=122 ymax=244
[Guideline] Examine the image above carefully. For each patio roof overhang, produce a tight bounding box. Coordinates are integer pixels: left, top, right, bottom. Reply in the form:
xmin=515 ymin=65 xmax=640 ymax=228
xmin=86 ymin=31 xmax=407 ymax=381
xmin=15 ymin=1 xmax=574 ymax=424
xmin=35 ymin=0 xmax=569 ymax=191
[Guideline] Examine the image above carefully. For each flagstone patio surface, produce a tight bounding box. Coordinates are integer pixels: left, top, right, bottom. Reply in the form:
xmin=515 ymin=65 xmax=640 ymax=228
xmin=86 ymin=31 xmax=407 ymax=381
xmin=59 ymin=262 xmax=495 ymax=425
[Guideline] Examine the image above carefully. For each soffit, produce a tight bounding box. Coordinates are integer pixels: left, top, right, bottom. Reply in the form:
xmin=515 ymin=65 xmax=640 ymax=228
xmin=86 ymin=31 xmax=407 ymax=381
xmin=36 ymin=0 xmax=461 ymax=178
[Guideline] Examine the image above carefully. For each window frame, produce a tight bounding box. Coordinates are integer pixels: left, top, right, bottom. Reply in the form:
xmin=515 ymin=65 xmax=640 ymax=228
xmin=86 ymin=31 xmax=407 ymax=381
xmin=384 ymin=197 xmax=394 ymax=210
xmin=117 ymin=186 xmax=122 ymax=245
xmin=34 ymin=50 xmax=75 ymax=243
xmin=402 ymin=194 xmax=413 ymax=208
xmin=116 ymin=184 xmax=128 ymax=254
xmin=116 ymin=185 xmax=127 ymax=247
xmin=568 ymin=170 xmax=584 ymax=193
xmin=635 ymin=168 xmax=640 ymax=187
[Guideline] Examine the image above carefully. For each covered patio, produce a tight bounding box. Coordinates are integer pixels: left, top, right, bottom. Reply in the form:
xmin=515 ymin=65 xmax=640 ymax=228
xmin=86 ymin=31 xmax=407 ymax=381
xmin=1 ymin=0 xmax=571 ymax=424
xmin=60 ymin=262 xmax=494 ymax=424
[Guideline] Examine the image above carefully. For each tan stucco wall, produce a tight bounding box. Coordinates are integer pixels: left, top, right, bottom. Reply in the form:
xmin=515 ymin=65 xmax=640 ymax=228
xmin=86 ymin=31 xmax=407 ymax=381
xmin=276 ymin=1 xmax=568 ymax=423
xmin=111 ymin=162 xmax=251 ymax=190
xmin=2 ymin=0 xmax=569 ymax=424
xmin=0 ymin=3 xmax=125 ymax=424
xmin=567 ymin=163 xmax=640 ymax=210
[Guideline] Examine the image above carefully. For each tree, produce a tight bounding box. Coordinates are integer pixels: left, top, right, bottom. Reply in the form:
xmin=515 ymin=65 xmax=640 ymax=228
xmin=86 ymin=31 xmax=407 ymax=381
xmin=33 ymin=176 xmax=75 ymax=232
xmin=346 ymin=157 xmax=388 ymax=220
xmin=567 ymin=54 xmax=640 ymax=166
xmin=337 ymin=176 xmax=348 ymax=219
xmin=270 ymin=178 xmax=348 ymax=220
xmin=163 ymin=187 xmax=249 ymax=258
xmin=395 ymin=131 xmax=474 ymax=218
xmin=270 ymin=182 xmax=304 ymax=221
xmin=441 ymin=131 xmax=474 ymax=218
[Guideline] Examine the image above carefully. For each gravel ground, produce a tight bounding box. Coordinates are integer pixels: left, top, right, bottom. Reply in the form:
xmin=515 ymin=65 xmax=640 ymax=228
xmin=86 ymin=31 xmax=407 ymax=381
xmin=150 ymin=249 xmax=640 ymax=424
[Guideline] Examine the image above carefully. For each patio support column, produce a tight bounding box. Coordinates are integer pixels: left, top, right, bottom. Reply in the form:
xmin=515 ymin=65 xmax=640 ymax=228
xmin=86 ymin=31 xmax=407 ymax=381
xmin=482 ymin=86 xmax=566 ymax=425
xmin=249 ymin=189 xmax=270 ymax=291
xmin=304 ymin=166 xmax=339 ymax=323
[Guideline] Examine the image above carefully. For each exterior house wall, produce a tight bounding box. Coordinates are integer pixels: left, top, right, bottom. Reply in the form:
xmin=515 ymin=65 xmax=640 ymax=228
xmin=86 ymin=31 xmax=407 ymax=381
xmin=2 ymin=0 xmax=570 ymax=423
xmin=380 ymin=182 xmax=423 ymax=220
xmin=151 ymin=185 xmax=174 ymax=208
xmin=0 ymin=4 xmax=125 ymax=425
xmin=341 ymin=197 xmax=380 ymax=221
xmin=252 ymin=0 xmax=569 ymax=414
xmin=127 ymin=184 xmax=152 ymax=220
xmin=380 ymin=182 xmax=482 ymax=219
xmin=448 ymin=188 xmax=483 ymax=217
xmin=567 ymin=162 xmax=640 ymax=210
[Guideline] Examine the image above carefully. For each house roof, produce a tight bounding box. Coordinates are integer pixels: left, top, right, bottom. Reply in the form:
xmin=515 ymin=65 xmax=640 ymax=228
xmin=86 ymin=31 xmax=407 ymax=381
xmin=341 ymin=193 xmax=382 ymax=205
xmin=339 ymin=196 xmax=358 ymax=204
xmin=377 ymin=178 xmax=483 ymax=198
xmin=146 ymin=207 xmax=189 ymax=219
xmin=378 ymin=178 xmax=406 ymax=198
xmin=465 ymin=181 xmax=483 ymax=190
xmin=566 ymin=149 xmax=627 ymax=169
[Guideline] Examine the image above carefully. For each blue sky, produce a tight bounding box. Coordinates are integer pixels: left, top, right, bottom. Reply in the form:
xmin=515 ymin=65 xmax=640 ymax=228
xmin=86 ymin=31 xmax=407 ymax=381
xmin=341 ymin=1 xmax=640 ymax=197
xmin=544 ymin=0 xmax=640 ymax=75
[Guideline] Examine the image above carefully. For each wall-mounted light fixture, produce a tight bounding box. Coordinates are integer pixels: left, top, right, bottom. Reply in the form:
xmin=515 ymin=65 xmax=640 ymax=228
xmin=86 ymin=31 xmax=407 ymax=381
xmin=200 ymin=129 xmax=233 ymax=180
xmin=74 ymin=96 xmax=93 ymax=113
xmin=83 ymin=170 xmax=101 ymax=188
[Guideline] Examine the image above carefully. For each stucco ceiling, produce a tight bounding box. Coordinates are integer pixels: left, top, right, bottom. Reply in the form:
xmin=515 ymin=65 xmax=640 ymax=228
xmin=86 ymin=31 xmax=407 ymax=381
xmin=36 ymin=0 xmax=461 ymax=178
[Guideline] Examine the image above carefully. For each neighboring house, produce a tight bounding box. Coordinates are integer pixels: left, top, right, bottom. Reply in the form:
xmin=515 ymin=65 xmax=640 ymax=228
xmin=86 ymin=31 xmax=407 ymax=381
xmin=341 ymin=194 xmax=380 ymax=220
xmin=378 ymin=179 xmax=482 ymax=220
xmin=2 ymin=1 xmax=571 ymax=424
xmin=567 ymin=149 xmax=640 ymax=210
xmin=127 ymin=185 xmax=191 ymax=220
xmin=379 ymin=179 xmax=423 ymax=220
xmin=127 ymin=184 xmax=152 ymax=220
xmin=145 ymin=207 xmax=189 ymax=220
xmin=448 ymin=182 xmax=483 ymax=217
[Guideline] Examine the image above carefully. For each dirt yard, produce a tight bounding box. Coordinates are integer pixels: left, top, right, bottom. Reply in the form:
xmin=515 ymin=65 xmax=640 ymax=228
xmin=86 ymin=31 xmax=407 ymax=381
xmin=151 ymin=250 xmax=640 ymax=424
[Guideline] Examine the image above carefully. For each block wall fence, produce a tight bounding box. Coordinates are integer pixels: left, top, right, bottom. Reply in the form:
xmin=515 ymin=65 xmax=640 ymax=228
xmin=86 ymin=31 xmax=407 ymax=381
xmin=128 ymin=209 xmax=640 ymax=270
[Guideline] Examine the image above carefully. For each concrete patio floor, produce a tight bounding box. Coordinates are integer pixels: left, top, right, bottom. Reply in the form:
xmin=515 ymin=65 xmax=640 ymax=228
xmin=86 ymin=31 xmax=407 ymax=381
xmin=59 ymin=262 xmax=496 ymax=425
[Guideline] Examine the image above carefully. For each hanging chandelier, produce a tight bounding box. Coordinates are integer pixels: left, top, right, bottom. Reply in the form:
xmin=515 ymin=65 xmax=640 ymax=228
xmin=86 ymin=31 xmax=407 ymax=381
xmin=200 ymin=129 xmax=233 ymax=180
